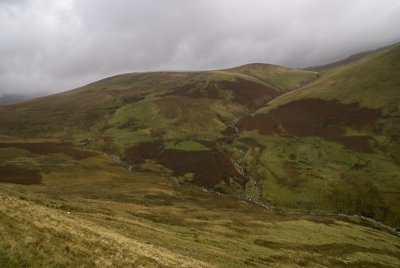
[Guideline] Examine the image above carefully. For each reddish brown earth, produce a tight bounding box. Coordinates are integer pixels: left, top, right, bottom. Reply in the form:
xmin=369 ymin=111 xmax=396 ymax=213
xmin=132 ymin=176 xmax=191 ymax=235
xmin=164 ymin=78 xmax=280 ymax=109
xmin=0 ymin=166 xmax=42 ymax=185
xmin=238 ymin=99 xmax=382 ymax=152
xmin=0 ymin=143 xmax=97 ymax=160
xmin=124 ymin=141 xmax=246 ymax=189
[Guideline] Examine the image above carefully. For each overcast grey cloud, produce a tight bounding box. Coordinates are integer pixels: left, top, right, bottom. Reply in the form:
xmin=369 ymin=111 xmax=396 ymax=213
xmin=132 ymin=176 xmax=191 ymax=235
xmin=1 ymin=0 xmax=400 ymax=97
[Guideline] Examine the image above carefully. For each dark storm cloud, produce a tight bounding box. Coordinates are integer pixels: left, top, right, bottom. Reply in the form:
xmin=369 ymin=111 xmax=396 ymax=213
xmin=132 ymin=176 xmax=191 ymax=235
xmin=1 ymin=0 xmax=400 ymax=96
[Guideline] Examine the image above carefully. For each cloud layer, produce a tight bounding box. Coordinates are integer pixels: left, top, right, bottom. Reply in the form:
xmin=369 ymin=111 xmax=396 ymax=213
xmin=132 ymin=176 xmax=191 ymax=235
xmin=1 ymin=0 xmax=400 ymax=96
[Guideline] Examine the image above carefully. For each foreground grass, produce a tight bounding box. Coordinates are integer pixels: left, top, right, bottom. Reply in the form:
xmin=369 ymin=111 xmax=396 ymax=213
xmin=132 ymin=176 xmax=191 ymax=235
xmin=0 ymin=143 xmax=399 ymax=267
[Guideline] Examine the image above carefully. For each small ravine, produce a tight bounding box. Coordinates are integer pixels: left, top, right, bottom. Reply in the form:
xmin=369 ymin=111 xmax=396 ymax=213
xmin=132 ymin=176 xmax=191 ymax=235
xmin=229 ymin=123 xmax=272 ymax=208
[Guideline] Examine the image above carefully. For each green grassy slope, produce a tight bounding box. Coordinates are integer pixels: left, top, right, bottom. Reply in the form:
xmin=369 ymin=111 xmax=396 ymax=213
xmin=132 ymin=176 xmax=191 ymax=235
xmin=237 ymin=44 xmax=400 ymax=228
xmin=263 ymin=44 xmax=400 ymax=110
xmin=0 ymin=141 xmax=399 ymax=267
xmin=306 ymin=42 xmax=398 ymax=72
xmin=224 ymin=63 xmax=319 ymax=92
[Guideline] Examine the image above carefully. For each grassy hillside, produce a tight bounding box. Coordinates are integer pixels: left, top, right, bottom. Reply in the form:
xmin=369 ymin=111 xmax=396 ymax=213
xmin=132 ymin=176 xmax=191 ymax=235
xmin=263 ymin=44 xmax=400 ymax=110
xmin=0 ymin=65 xmax=317 ymax=194
xmin=238 ymin=44 xmax=400 ymax=228
xmin=305 ymin=42 xmax=398 ymax=72
xmin=225 ymin=63 xmax=319 ymax=92
xmin=0 ymin=140 xmax=399 ymax=267
xmin=0 ymin=65 xmax=318 ymax=140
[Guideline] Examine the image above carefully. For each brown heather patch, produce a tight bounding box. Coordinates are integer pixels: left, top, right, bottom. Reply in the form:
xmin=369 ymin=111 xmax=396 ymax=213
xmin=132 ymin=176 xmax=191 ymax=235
xmin=158 ymin=149 xmax=246 ymax=188
xmin=0 ymin=143 xmax=97 ymax=160
xmin=238 ymin=99 xmax=382 ymax=152
xmin=164 ymin=78 xmax=281 ymax=109
xmin=163 ymin=82 xmax=202 ymax=98
xmin=124 ymin=141 xmax=246 ymax=189
xmin=330 ymin=136 xmax=374 ymax=153
xmin=219 ymin=78 xmax=280 ymax=109
xmin=124 ymin=141 xmax=164 ymax=164
xmin=0 ymin=166 xmax=41 ymax=185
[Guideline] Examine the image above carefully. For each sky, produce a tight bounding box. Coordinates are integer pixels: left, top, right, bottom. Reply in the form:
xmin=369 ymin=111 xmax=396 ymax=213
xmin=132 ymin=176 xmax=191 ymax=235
xmin=1 ymin=0 xmax=400 ymax=97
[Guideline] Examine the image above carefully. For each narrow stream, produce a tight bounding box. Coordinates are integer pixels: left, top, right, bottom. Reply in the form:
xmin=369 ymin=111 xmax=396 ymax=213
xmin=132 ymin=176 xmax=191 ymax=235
xmin=230 ymin=123 xmax=271 ymax=208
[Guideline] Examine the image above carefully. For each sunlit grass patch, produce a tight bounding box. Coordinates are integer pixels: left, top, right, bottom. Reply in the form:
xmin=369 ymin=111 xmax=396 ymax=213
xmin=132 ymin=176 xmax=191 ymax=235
xmin=165 ymin=140 xmax=209 ymax=151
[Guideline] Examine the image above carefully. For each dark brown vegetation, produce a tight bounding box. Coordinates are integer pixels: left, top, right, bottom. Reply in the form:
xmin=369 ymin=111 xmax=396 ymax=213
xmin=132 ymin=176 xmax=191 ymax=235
xmin=238 ymin=99 xmax=382 ymax=152
xmin=0 ymin=166 xmax=41 ymax=184
xmin=330 ymin=136 xmax=374 ymax=153
xmin=164 ymin=78 xmax=280 ymax=109
xmin=158 ymin=149 xmax=245 ymax=188
xmin=124 ymin=141 xmax=246 ymax=189
xmin=0 ymin=142 xmax=97 ymax=160
xmin=124 ymin=141 xmax=164 ymax=164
